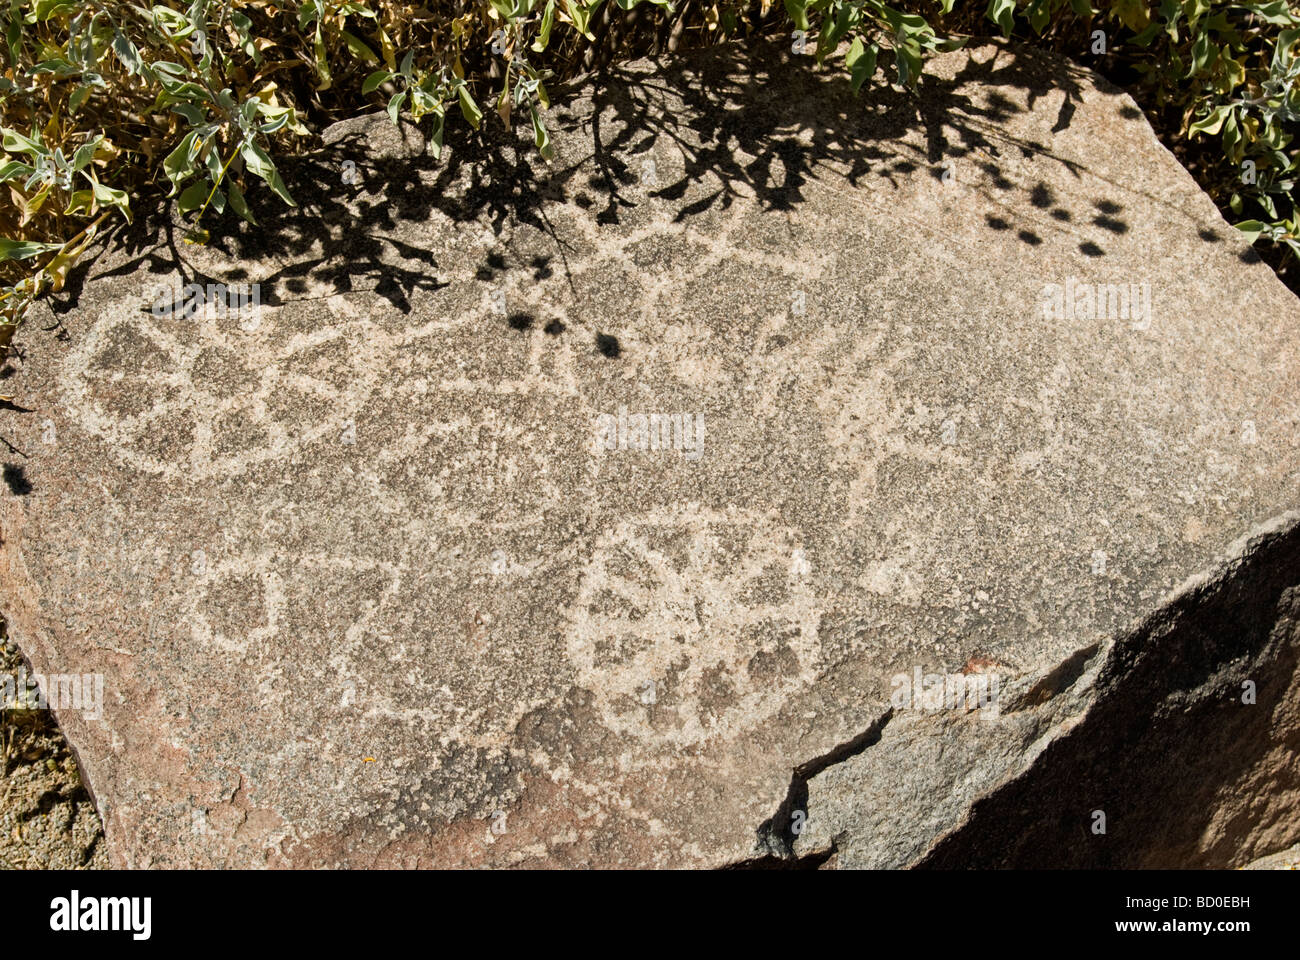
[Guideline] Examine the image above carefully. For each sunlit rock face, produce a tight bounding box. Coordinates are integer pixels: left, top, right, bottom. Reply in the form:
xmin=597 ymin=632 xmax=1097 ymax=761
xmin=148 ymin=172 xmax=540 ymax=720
xmin=2 ymin=40 xmax=1297 ymax=868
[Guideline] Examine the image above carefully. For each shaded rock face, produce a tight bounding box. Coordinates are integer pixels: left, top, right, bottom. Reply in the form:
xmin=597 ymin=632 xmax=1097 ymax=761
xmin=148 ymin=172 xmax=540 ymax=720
xmin=1 ymin=41 xmax=1297 ymax=868
xmin=773 ymin=516 xmax=1300 ymax=869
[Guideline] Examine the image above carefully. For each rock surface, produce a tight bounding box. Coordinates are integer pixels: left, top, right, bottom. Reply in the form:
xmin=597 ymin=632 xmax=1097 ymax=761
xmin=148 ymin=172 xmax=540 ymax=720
xmin=1243 ymin=841 xmax=1300 ymax=870
xmin=0 ymin=634 xmax=107 ymax=869
xmin=1 ymin=40 xmax=1298 ymax=868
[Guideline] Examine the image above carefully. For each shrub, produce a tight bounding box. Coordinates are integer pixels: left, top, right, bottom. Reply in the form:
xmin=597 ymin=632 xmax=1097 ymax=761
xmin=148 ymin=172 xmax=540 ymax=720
xmin=969 ymin=1 xmax=1299 ymax=278
xmin=0 ymin=1 xmax=1296 ymax=353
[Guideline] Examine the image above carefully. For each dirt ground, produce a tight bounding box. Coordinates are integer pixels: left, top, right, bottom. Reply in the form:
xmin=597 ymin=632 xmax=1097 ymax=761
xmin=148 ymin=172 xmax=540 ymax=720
xmin=0 ymin=626 xmax=107 ymax=870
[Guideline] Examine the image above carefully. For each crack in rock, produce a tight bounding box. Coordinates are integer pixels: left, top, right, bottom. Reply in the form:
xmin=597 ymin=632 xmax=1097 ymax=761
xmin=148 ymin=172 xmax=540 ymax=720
xmin=731 ymin=709 xmax=895 ymax=868
xmin=733 ymin=512 xmax=1300 ymax=870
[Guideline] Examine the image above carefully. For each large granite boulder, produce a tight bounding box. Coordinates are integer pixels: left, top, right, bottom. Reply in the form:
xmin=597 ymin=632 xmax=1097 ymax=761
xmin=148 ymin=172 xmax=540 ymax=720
xmin=2 ymin=39 xmax=1297 ymax=868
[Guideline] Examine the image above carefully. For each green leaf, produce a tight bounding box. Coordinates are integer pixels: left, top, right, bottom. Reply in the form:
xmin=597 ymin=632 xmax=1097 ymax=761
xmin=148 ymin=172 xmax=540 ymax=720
xmin=529 ymin=105 xmax=554 ymax=162
xmin=150 ymin=7 xmax=191 ymax=37
xmin=0 ymin=160 xmax=36 ymax=183
xmin=815 ymin=3 xmax=856 ymax=65
xmin=4 ymin=17 xmax=18 ymax=64
xmin=0 ymin=238 xmax=61 ymax=261
xmin=882 ymin=8 xmax=930 ymax=34
xmin=362 ymin=70 xmax=391 ymax=94
xmin=64 ymin=189 xmax=94 ymax=216
xmin=69 ymin=83 xmax=94 ymax=113
xmin=341 ymin=30 xmax=378 ymax=62
xmin=1131 ymin=21 xmax=1163 ymax=46
xmin=178 ymin=180 xmax=209 ymax=213
xmin=783 ymin=0 xmax=809 ymax=32
xmin=156 ymin=73 xmax=209 ymax=100
xmin=226 ymin=178 xmax=257 ymax=225
xmin=387 ymin=90 xmax=406 ymax=125
xmin=1113 ymin=0 xmax=1151 ymax=31
xmin=846 ymin=38 xmax=879 ymax=93
xmin=259 ymin=110 xmax=291 ymax=134
xmin=1221 ymin=110 xmax=1241 ymax=160
xmin=895 ymin=44 xmax=924 ymax=88
xmin=298 ymin=0 xmax=323 ymax=30
xmin=986 ymin=0 xmax=1016 ymax=36
xmin=231 ymin=11 xmax=260 ymax=62
xmin=562 ymin=0 xmax=595 ymax=39
xmin=112 ymin=29 xmax=143 ymax=75
xmin=71 ymin=136 xmax=102 ymax=172
xmin=1233 ymin=219 xmax=1266 ymax=241
xmin=429 ymin=113 xmax=445 ymax=161
xmin=1188 ymin=104 xmax=1231 ymax=136
xmin=1188 ymin=31 xmax=1215 ymax=77
xmin=410 ymin=86 xmax=438 ymax=118
xmin=240 ymin=140 xmax=295 ymax=206
xmin=458 ymin=85 xmax=483 ymax=130
xmin=171 ymin=103 xmax=207 ymax=125
xmin=33 ymin=0 xmax=76 ymax=21
xmin=1026 ymin=0 xmax=1051 ymax=34
xmin=1238 ymin=2 xmax=1299 ymax=26
xmin=313 ymin=28 xmax=333 ymax=91
xmin=88 ymin=175 xmax=132 ymax=221
xmin=162 ymin=130 xmax=200 ymax=192
xmin=532 ymin=0 xmax=556 ymax=52
xmin=2 ymin=127 xmax=44 ymax=155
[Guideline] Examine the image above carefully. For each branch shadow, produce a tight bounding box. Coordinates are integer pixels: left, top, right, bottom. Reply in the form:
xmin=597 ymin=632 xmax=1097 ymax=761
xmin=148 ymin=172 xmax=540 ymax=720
xmin=44 ymin=39 xmax=1188 ymax=344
